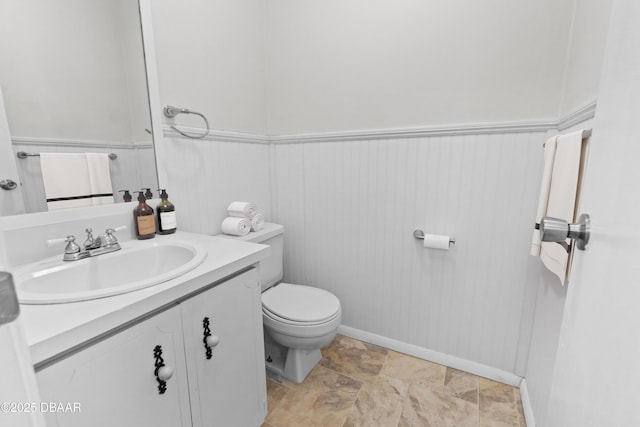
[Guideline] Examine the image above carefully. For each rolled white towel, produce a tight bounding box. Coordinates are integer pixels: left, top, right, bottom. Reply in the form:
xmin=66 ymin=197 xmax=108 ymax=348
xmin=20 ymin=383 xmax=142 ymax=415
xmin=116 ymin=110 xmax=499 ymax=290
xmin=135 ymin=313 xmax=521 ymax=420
xmin=251 ymin=213 xmax=264 ymax=231
xmin=221 ymin=217 xmax=251 ymax=236
xmin=227 ymin=201 xmax=257 ymax=219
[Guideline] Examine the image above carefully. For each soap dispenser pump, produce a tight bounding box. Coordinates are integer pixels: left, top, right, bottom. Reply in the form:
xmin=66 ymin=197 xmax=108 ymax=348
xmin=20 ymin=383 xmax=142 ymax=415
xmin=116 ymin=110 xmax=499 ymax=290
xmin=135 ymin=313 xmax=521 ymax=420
xmin=133 ymin=191 xmax=156 ymax=239
xmin=119 ymin=189 xmax=132 ymax=202
xmin=156 ymin=189 xmax=177 ymax=235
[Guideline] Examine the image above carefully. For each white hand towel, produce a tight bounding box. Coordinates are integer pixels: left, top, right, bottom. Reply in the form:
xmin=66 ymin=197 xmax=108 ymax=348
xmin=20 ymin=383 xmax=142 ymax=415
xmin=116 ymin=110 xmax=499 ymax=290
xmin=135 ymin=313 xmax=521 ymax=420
xmin=41 ymin=153 xmax=114 ymax=211
xmin=86 ymin=153 xmax=115 ymax=206
xmin=221 ymin=217 xmax=251 ymax=236
xmin=227 ymin=201 xmax=257 ymax=219
xmin=251 ymin=213 xmax=264 ymax=231
xmin=531 ymin=130 xmax=589 ymax=285
xmin=530 ymin=136 xmax=558 ymax=256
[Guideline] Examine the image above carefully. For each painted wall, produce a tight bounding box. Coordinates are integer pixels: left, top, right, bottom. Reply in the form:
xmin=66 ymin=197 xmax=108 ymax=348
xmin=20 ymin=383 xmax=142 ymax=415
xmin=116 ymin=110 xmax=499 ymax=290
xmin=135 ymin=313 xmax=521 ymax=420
xmin=265 ymin=0 xmax=575 ymax=135
xmin=150 ymin=0 xmax=267 ymax=135
xmin=0 ymin=0 xmax=150 ymax=143
xmin=545 ymin=0 xmax=640 ymax=424
xmin=522 ymin=0 xmax=612 ymax=423
xmin=559 ymin=0 xmax=613 ymax=116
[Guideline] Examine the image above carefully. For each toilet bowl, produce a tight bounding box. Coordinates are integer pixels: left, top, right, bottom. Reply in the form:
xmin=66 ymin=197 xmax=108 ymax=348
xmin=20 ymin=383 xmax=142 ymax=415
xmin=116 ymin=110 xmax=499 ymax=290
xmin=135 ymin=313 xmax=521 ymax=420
xmin=262 ymin=283 xmax=342 ymax=382
xmin=218 ymin=223 xmax=342 ymax=383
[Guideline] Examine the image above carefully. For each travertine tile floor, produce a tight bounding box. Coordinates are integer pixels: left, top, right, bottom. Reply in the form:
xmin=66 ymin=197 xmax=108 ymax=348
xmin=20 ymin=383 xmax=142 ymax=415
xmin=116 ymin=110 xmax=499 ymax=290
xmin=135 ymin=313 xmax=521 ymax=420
xmin=263 ymin=334 xmax=526 ymax=427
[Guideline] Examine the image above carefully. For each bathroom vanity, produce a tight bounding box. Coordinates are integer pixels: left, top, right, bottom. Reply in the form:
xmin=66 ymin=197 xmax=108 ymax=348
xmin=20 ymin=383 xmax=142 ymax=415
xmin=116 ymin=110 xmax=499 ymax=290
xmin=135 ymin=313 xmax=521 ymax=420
xmin=0 ymin=204 xmax=270 ymax=427
xmin=34 ymin=267 xmax=265 ymax=427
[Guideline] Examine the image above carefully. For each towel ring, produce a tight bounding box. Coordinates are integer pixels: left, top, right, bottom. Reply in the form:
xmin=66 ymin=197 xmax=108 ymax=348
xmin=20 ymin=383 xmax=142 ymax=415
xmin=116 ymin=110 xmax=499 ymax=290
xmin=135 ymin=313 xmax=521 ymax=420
xmin=163 ymin=106 xmax=210 ymax=139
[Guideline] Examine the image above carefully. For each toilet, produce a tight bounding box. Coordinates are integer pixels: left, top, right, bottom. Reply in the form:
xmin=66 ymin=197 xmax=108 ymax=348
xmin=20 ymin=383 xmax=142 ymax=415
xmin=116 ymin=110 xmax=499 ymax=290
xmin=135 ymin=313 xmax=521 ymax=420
xmin=220 ymin=223 xmax=342 ymax=383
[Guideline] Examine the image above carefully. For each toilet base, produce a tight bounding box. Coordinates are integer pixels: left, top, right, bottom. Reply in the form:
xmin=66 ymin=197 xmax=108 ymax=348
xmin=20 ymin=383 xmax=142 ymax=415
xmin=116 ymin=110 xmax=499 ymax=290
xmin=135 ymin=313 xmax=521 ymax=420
xmin=264 ymin=331 xmax=323 ymax=383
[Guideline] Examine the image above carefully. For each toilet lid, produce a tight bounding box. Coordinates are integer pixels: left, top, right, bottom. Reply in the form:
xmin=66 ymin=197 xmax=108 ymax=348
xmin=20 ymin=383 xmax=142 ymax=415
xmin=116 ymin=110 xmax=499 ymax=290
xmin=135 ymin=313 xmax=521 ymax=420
xmin=262 ymin=283 xmax=341 ymax=323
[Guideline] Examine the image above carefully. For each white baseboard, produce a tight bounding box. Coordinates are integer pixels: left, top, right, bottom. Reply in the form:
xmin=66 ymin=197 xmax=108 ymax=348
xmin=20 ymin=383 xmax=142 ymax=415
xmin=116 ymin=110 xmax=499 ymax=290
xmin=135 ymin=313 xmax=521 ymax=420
xmin=519 ymin=378 xmax=537 ymax=427
xmin=337 ymin=325 xmax=523 ymax=387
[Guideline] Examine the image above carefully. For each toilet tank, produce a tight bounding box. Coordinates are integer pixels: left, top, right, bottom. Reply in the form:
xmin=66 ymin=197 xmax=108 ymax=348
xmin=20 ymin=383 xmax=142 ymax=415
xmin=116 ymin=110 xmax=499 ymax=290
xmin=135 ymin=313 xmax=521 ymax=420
xmin=218 ymin=223 xmax=284 ymax=291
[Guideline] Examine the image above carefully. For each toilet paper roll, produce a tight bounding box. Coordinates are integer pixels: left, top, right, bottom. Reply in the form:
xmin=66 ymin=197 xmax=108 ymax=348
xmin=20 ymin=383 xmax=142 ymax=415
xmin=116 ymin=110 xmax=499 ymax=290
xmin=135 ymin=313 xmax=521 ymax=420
xmin=251 ymin=213 xmax=264 ymax=231
xmin=423 ymin=233 xmax=451 ymax=250
xmin=221 ymin=217 xmax=251 ymax=236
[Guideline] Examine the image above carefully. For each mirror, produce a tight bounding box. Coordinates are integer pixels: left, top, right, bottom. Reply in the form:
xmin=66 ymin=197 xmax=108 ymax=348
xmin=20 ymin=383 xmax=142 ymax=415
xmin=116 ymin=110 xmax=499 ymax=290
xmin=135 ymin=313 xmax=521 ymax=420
xmin=0 ymin=0 xmax=158 ymax=215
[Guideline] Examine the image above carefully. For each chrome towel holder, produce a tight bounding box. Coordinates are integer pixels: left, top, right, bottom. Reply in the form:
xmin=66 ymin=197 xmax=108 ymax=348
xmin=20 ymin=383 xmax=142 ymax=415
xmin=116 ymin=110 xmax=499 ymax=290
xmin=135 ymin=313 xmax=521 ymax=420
xmin=17 ymin=151 xmax=117 ymax=160
xmin=163 ymin=105 xmax=210 ymax=139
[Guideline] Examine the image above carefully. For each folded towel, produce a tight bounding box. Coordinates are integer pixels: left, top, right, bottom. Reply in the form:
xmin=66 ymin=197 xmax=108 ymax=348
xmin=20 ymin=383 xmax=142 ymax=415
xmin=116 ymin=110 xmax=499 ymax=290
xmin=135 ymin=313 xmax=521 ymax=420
xmin=221 ymin=217 xmax=251 ymax=236
xmin=251 ymin=213 xmax=264 ymax=231
xmin=41 ymin=153 xmax=114 ymax=211
xmin=531 ymin=130 xmax=589 ymax=285
xmin=227 ymin=201 xmax=257 ymax=219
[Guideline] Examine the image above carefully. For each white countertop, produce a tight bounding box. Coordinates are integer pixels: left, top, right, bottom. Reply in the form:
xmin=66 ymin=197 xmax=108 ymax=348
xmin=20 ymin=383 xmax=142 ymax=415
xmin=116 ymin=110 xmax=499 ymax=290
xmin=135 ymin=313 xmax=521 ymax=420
xmin=18 ymin=231 xmax=270 ymax=367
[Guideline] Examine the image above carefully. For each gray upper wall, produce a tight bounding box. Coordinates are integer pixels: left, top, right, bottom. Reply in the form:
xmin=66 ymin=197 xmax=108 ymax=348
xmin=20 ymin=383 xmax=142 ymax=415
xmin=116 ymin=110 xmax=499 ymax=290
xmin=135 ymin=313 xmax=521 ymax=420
xmin=149 ymin=0 xmax=612 ymax=136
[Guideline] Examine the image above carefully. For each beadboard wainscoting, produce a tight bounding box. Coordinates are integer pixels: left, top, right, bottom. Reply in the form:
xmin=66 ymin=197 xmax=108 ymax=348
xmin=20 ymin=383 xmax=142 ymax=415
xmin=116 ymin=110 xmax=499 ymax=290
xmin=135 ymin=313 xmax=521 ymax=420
xmin=160 ymin=131 xmax=272 ymax=236
xmin=11 ymin=138 xmax=154 ymax=213
xmin=270 ymin=129 xmax=547 ymax=375
xmin=161 ymin=110 xmax=596 ymax=399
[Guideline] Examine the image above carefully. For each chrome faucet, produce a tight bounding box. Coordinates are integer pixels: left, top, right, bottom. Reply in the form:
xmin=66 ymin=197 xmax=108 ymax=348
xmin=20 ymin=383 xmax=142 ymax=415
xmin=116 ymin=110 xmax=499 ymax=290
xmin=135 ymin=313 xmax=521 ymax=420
xmin=83 ymin=228 xmax=101 ymax=250
xmin=49 ymin=226 xmax=125 ymax=261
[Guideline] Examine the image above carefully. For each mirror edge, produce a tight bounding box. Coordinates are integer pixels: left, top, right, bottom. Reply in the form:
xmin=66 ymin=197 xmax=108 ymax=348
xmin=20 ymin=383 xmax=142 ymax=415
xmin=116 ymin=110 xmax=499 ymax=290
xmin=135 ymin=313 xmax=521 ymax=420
xmin=139 ymin=0 xmax=168 ymax=190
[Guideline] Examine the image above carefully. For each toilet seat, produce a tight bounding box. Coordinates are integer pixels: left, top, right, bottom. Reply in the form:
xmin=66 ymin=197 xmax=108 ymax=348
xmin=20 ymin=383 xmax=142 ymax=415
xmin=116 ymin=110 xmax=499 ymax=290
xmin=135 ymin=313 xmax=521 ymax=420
xmin=263 ymin=306 xmax=342 ymax=327
xmin=262 ymin=283 xmax=341 ymax=325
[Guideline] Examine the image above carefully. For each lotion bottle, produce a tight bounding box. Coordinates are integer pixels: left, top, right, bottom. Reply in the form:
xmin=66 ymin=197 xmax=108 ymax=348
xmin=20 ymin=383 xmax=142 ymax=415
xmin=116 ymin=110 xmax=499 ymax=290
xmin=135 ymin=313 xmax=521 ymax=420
xmin=156 ymin=189 xmax=177 ymax=235
xmin=133 ymin=191 xmax=156 ymax=239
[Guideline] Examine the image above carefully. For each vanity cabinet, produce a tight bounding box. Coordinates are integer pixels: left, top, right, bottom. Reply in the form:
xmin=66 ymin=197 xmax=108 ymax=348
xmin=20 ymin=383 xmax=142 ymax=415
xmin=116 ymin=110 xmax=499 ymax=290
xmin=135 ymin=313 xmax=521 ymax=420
xmin=36 ymin=305 xmax=191 ymax=426
xmin=181 ymin=269 xmax=266 ymax=427
xmin=36 ymin=269 xmax=267 ymax=427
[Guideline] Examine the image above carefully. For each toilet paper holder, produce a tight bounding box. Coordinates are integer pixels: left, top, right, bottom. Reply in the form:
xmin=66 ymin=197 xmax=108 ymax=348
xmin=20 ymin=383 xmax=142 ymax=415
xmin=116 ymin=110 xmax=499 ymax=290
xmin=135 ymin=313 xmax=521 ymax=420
xmin=413 ymin=230 xmax=456 ymax=245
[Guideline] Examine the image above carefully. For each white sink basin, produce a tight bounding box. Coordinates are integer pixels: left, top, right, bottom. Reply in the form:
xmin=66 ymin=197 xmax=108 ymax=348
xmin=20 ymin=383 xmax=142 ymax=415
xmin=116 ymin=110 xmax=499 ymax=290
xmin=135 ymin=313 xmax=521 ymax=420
xmin=15 ymin=240 xmax=207 ymax=304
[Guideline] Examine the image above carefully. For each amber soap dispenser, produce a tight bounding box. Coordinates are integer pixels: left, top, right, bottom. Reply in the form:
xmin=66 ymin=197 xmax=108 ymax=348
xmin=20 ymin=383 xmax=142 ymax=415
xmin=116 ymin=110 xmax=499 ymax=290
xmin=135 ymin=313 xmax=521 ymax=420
xmin=133 ymin=191 xmax=156 ymax=239
xmin=156 ymin=189 xmax=177 ymax=235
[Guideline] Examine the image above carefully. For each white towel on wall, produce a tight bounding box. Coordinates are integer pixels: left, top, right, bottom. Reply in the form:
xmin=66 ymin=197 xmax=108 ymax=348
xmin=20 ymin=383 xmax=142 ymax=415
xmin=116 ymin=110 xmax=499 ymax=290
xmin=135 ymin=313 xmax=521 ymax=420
xmin=41 ymin=153 xmax=114 ymax=211
xmin=530 ymin=136 xmax=558 ymax=256
xmin=531 ymin=130 xmax=589 ymax=285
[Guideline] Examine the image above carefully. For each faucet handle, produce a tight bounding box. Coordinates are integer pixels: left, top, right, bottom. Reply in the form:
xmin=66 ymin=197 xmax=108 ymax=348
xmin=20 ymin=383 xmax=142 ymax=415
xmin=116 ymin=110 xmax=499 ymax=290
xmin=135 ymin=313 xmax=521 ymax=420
xmin=104 ymin=229 xmax=118 ymax=246
xmin=47 ymin=235 xmax=75 ymax=247
xmin=103 ymin=226 xmax=127 ymax=246
xmin=63 ymin=236 xmax=81 ymax=255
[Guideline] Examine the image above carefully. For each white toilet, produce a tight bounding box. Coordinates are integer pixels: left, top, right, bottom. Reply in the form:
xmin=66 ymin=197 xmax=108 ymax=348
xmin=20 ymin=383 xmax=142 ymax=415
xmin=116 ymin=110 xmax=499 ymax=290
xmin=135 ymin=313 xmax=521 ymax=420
xmin=221 ymin=223 xmax=342 ymax=383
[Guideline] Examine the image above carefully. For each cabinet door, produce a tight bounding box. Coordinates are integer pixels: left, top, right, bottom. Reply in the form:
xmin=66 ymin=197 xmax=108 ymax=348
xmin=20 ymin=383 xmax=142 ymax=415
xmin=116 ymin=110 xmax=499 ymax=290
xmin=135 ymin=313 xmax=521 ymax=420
xmin=181 ymin=269 xmax=267 ymax=427
xmin=37 ymin=306 xmax=191 ymax=427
